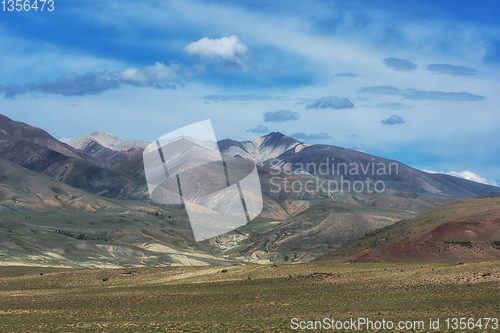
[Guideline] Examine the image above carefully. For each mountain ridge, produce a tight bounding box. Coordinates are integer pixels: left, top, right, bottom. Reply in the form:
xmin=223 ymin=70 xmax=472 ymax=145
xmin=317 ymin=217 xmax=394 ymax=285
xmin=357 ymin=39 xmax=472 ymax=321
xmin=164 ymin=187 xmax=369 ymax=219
xmin=68 ymin=132 xmax=149 ymax=152
xmin=218 ymin=132 xmax=310 ymax=165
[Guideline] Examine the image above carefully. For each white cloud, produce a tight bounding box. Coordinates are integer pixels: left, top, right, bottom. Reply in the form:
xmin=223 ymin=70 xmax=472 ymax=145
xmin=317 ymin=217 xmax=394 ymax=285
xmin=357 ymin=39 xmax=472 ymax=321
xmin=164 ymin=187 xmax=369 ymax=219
xmin=184 ymin=35 xmax=248 ymax=68
xmin=424 ymin=170 xmax=498 ymax=186
xmin=109 ymin=62 xmax=180 ymax=87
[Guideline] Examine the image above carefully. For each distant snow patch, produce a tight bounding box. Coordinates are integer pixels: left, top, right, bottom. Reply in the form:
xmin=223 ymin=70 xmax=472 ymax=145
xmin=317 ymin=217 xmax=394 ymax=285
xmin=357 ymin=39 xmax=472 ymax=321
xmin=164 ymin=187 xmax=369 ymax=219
xmin=424 ymin=170 xmax=498 ymax=186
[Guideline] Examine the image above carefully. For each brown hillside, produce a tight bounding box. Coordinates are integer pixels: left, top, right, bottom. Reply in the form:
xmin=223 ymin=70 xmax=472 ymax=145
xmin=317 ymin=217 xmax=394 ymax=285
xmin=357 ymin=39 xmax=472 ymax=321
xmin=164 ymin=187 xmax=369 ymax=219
xmin=317 ymin=197 xmax=500 ymax=263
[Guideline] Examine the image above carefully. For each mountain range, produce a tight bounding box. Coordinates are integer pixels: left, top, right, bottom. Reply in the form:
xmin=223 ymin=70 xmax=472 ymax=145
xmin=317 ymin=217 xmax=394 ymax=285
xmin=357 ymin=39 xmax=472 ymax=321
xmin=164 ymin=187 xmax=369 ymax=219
xmin=0 ymin=113 xmax=499 ymax=267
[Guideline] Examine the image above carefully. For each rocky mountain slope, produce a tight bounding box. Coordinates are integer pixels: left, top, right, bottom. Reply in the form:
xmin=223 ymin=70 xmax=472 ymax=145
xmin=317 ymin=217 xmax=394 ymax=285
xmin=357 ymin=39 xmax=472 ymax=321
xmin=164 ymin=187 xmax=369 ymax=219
xmin=218 ymin=132 xmax=310 ymax=165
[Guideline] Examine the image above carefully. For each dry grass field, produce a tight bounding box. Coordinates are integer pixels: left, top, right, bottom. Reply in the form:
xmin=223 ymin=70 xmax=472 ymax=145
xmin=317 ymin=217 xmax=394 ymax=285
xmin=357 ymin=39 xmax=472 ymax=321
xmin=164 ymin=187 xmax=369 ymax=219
xmin=1 ymin=261 xmax=499 ymax=332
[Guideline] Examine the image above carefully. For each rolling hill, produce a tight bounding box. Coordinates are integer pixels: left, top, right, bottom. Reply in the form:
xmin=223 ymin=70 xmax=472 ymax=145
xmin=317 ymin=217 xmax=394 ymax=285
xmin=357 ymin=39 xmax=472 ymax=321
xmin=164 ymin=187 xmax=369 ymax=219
xmin=219 ymin=199 xmax=415 ymax=263
xmin=0 ymin=158 xmax=235 ymax=267
xmin=316 ymin=197 xmax=500 ymax=263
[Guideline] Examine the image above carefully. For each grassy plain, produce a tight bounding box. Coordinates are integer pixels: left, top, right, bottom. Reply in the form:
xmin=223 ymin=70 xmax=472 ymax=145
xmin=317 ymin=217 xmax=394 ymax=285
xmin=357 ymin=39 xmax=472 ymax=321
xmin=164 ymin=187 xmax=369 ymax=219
xmin=1 ymin=261 xmax=499 ymax=332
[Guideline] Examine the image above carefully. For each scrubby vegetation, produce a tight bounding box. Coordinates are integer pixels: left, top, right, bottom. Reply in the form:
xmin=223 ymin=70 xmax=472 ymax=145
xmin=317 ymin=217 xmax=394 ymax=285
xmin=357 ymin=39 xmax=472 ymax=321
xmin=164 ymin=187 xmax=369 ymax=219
xmin=1 ymin=260 xmax=499 ymax=332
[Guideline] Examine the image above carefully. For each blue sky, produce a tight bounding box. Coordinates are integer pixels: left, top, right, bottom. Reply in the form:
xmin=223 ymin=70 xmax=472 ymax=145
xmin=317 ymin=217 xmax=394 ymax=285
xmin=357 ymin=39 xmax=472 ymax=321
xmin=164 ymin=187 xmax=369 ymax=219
xmin=1 ymin=0 xmax=499 ymax=185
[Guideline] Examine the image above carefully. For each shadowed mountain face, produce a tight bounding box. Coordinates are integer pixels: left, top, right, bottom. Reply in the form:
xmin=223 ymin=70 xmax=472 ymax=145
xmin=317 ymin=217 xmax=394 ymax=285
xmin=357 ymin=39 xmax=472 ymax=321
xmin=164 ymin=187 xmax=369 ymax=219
xmin=316 ymin=197 xmax=500 ymax=263
xmin=0 ymin=114 xmax=89 ymax=161
xmin=0 ymin=115 xmax=147 ymax=200
xmin=0 ymin=157 xmax=128 ymax=213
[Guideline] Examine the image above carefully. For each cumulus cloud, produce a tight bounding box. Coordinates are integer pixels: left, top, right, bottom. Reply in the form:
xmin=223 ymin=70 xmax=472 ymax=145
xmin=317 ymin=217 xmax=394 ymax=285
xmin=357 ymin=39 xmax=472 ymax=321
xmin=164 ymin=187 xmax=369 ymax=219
xmin=383 ymin=58 xmax=417 ymax=71
xmin=246 ymin=125 xmax=269 ymax=133
xmin=305 ymin=96 xmax=354 ymax=110
xmin=291 ymin=132 xmax=332 ymax=141
xmin=425 ymin=170 xmax=498 ymax=186
xmin=0 ymin=63 xmax=179 ymax=98
xmin=382 ymin=114 xmax=406 ymax=125
xmin=377 ymin=102 xmax=405 ymax=110
xmin=263 ymin=110 xmax=298 ymax=123
xmin=426 ymin=64 xmax=479 ymax=76
xmin=184 ymin=34 xmax=248 ymax=68
xmin=334 ymin=72 xmax=358 ymax=78
xmin=109 ymin=62 xmax=179 ymax=88
xmin=361 ymin=85 xmax=485 ymax=101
